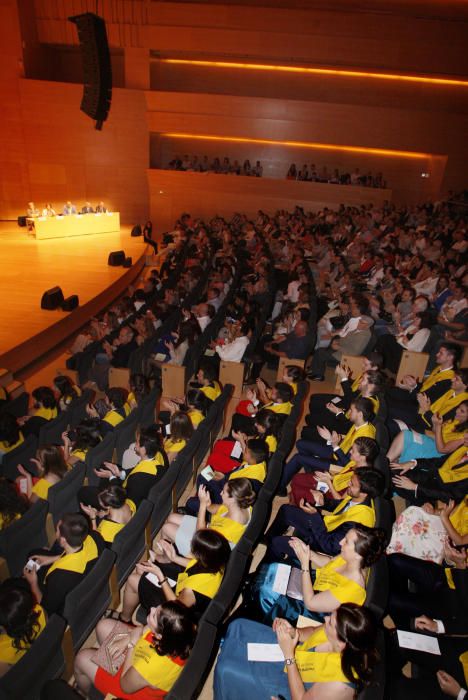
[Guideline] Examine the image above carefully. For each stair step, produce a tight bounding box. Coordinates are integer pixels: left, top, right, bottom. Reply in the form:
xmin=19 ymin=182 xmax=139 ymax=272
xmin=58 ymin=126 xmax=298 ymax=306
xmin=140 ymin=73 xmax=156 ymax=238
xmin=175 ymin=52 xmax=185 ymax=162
xmin=0 ymin=368 xmax=13 ymax=387
xmin=6 ymin=380 xmax=25 ymax=399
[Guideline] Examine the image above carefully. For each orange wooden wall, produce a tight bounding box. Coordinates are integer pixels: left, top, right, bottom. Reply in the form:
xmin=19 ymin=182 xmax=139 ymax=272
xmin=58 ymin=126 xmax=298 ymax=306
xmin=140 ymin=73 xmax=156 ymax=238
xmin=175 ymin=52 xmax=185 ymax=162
xmin=1 ymin=0 xmax=467 ymax=222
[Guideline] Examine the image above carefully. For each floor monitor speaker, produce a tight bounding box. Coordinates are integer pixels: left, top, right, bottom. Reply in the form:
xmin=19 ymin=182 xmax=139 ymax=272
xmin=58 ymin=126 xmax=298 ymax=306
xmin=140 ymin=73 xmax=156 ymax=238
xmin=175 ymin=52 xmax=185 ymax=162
xmin=108 ymin=250 xmax=125 ymax=266
xmin=62 ymin=295 xmax=79 ymax=311
xmin=41 ymin=287 xmax=64 ymax=310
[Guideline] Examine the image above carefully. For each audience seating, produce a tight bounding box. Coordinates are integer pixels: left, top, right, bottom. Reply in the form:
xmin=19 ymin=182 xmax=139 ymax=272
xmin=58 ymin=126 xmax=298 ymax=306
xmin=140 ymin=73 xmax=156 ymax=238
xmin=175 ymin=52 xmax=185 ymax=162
xmin=364 ymin=556 xmax=389 ymax=620
xmin=110 ymin=499 xmax=153 ymax=604
xmin=47 ymin=462 xmax=86 ymax=526
xmin=61 ymin=549 xmax=116 ymax=676
xmin=38 ymin=411 xmax=69 ymax=448
xmin=0 ymin=390 xmax=29 ymax=419
xmin=395 ymin=350 xmax=429 ymax=386
xmin=203 ymin=549 xmax=251 ymax=627
xmin=113 ymin=410 xmax=140 ymax=463
xmin=84 ymin=432 xmax=115 ymax=486
xmin=165 ymin=620 xmax=219 ymax=700
xmin=0 ymin=433 xmax=38 ymax=481
xmin=69 ymin=389 xmax=94 ymax=427
xmin=137 ymin=384 xmax=160 ymax=428
xmin=235 ymin=499 xmax=271 ymax=557
xmin=0 ymin=497 xmax=49 ymax=579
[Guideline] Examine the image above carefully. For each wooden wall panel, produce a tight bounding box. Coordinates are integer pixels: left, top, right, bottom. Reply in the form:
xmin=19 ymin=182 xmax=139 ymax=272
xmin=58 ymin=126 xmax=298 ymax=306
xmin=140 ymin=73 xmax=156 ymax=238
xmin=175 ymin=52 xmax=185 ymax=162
xmin=147 ymin=170 xmax=392 ymax=234
xmin=145 ymin=90 xmax=467 ymax=201
xmin=32 ymin=2 xmax=468 ymax=76
xmin=1 ymin=79 xmax=149 ymax=222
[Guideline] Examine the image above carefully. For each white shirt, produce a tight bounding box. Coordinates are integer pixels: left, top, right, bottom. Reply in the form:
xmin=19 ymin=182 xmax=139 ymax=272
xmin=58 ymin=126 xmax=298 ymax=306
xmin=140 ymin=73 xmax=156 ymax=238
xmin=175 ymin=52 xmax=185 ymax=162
xmin=197 ymin=315 xmax=211 ymax=332
xmin=215 ymin=335 xmax=249 ymax=362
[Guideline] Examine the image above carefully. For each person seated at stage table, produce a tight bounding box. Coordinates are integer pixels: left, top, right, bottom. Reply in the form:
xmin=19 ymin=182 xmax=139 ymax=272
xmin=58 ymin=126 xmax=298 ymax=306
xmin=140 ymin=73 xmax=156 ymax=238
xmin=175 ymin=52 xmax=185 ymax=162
xmin=62 ymin=201 xmax=77 ymax=216
xmin=41 ymin=203 xmax=56 ymax=217
xmin=95 ymin=201 xmax=107 ymax=213
xmin=81 ymin=202 xmax=94 ymax=214
xmin=26 ymin=202 xmax=39 ymax=219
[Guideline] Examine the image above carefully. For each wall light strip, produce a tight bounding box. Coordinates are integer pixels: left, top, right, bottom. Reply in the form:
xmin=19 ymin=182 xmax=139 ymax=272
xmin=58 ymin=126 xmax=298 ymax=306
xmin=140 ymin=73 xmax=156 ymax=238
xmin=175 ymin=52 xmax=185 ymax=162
xmin=161 ymin=58 xmax=468 ymax=88
xmin=160 ymin=132 xmax=433 ymax=160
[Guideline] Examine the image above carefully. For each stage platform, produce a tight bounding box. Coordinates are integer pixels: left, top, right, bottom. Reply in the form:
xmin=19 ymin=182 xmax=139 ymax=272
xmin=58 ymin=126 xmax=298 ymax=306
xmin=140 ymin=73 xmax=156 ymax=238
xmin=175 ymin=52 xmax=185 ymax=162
xmin=0 ymin=223 xmax=148 ymax=376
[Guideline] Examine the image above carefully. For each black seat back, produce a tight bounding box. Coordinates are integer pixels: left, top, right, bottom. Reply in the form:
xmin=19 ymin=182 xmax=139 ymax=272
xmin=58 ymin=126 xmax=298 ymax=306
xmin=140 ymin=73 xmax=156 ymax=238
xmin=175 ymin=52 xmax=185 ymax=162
xmin=62 ymin=549 xmax=116 ymax=650
xmin=113 ymin=411 xmax=139 ymax=463
xmin=38 ymin=411 xmax=70 ymax=448
xmin=203 ymin=549 xmax=250 ymax=626
xmin=166 ymin=620 xmax=219 ymax=700
xmin=1 ymin=434 xmax=38 ymax=481
xmin=111 ymin=499 xmax=153 ymax=586
xmin=48 ymin=462 xmax=86 ymax=525
xmin=0 ymin=614 xmax=66 ymax=700
xmin=84 ymin=432 xmax=115 ymax=486
xmin=0 ymin=498 xmax=49 ymax=577
xmin=364 ymin=555 xmax=389 ymax=620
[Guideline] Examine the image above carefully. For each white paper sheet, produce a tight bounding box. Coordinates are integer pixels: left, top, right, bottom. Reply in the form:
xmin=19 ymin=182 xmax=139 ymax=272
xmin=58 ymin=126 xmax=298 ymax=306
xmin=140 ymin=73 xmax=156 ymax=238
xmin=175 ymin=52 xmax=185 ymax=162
xmin=200 ymin=466 xmax=215 ymax=481
xmin=247 ymin=643 xmax=285 ymax=662
xmin=397 ymin=630 xmax=441 ymax=655
xmin=272 ymin=563 xmax=291 ymax=595
xmin=231 ymin=441 xmax=243 ymax=459
xmin=296 ymin=615 xmax=321 ymax=629
xmin=331 ymin=396 xmax=342 ymax=404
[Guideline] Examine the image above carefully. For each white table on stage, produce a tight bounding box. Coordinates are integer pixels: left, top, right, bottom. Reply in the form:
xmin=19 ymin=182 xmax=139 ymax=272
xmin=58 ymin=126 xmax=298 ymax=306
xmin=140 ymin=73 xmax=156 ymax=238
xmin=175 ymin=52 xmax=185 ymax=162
xmin=34 ymin=212 xmax=120 ymax=240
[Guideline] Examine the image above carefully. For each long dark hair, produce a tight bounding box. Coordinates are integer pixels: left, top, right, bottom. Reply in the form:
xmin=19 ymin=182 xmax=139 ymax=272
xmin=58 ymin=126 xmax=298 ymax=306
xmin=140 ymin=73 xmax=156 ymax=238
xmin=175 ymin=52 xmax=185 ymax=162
xmin=352 ymin=525 xmax=388 ymax=568
xmin=190 ymin=529 xmax=231 ymax=573
xmin=0 ymin=478 xmax=29 ymax=527
xmin=0 ymin=579 xmax=42 ymax=652
xmin=335 ymin=603 xmax=379 ymax=693
xmin=152 ymin=601 xmax=197 ymax=659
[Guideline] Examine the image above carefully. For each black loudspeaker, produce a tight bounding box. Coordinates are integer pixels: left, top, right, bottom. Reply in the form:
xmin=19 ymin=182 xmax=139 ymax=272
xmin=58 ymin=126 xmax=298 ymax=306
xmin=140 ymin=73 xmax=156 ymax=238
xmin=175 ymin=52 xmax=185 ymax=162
xmin=69 ymin=13 xmax=112 ymax=129
xmin=62 ymin=295 xmax=79 ymax=311
xmin=131 ymin=225 xmax=142 ymax=237
xmin=41 ymin=287 xmax=64 ymax=310
xmin=123 ymin=257 xmax=132 ymax=268
xmin=18 ymin=216 xmax=26 ymax=227
xmin=108 ymin=250 xmax=125 ymax=266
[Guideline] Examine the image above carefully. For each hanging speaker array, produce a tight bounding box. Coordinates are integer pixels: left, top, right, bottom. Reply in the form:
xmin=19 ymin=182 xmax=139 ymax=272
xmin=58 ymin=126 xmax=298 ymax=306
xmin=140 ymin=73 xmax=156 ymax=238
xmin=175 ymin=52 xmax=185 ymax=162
xmin=69 ymin=12 xmax=112 ymax=130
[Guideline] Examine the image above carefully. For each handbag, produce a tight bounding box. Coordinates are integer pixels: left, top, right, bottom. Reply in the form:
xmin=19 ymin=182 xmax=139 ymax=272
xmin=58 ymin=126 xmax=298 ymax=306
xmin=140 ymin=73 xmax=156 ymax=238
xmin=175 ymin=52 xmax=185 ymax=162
xmin=91 ymin=621 xmax=132 ymax=675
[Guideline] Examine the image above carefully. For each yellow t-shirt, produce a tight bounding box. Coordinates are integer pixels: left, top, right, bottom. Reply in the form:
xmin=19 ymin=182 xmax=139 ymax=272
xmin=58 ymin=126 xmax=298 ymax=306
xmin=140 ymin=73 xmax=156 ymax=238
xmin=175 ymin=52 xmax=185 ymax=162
xmin=266 ymin=401 xmax=293 ymax=415
xmin=331 ymin=461 xmax=356 ymax=493
xmin=313 ymin=556 xmax=366 ymax=605
xmin=0 ymin=605 xmax=46 ymax=665
xmin=103 ymin=409 xmax=125 ymax=427
xmin=266 ymin=434 xmax=277 ymax=454
xmin=450 ymin=497 xmax=468 ymax=536
xmin=201 ymin=381 xmax=222 ymax=402
xmin=323 ymin=496 xmax=375 ymax=532
xmin=31 ymin=478 xmax=52 ymax=500
xmin=0 ymin=432 xmax=24 ymax=454
xmin=131 ymin=628 xmax=186 ymax=691
xmin=293 ymin=626 xmax=351 ymax=684
xmin=188 ymin=409 xmax=204 ymax=427
xmin=228 ymin=461 xmax=266 ymax=483
xmin=338 ymin=423 xmax=376 ymax=456
xmin=35 ymin=406 xmax=58 ymax=421
xmin=210 ymin=505 xmax=251 ymax=545
xmin=175 ymin=559 xmax=223 ymax=598
xmin=164 ymin=438 xmax=186 ymax=454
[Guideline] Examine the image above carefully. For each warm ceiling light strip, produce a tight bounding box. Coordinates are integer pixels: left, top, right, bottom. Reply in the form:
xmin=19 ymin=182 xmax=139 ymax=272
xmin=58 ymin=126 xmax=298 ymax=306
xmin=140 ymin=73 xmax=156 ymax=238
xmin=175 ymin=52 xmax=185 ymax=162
xmin=161 ymin=58 xmax=468 ymax=88
xmin=160 ymin=132 xmax=432 ymax=159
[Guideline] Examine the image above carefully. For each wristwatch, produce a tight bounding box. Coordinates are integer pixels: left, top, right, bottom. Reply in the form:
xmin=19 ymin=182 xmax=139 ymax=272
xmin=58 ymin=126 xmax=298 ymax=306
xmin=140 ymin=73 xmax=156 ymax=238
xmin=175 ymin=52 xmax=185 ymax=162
xmin=285 ymin=657 xmax=296 ymax=666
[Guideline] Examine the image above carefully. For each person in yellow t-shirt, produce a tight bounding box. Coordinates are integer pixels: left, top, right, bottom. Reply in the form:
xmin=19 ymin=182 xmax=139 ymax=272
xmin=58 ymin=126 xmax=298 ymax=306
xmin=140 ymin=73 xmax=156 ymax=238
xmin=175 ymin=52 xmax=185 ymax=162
xmin=0 ymin=581 xmax=47 ymax=676
xmin=0 ymin=478 xmax=29 ymax=530
xmin=80 ymin=484 xmax=135 ymax=544
xmin=160 ymin=478 xmax=256 ymax=557
xmin=245 ymin=524 xmax=386 ymax=626
xmin=74 ymin=601 xmax=196 ymax=698
xmin=0 ymin=413 xmax=24 ymax=459
xmin=279 ymin=397 xmax=376 ymax=492
xmin=163 ymin=412 xmax=193 ymax=463
xmin=16 ymin=445 xmax=68 ymax=503
xmin=120 ymin=529 xmax=231 ymax=624
xmin=19 ymin=387 xmax=58 ymax=439
xmin=213 ymin=603 xmax=379 ymax=700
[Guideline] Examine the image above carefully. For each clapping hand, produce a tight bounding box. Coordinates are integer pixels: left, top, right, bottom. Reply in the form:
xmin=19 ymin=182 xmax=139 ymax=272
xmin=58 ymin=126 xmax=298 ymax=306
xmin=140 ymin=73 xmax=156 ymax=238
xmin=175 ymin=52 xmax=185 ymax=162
xmin=94 ymin=461 xmax=120 ymax=479
xmin=289 ymin=537 xmax=311 ymax=569
xmin=392 ymin=474 xmax=417 ymax=491
xmin=299 ymin=498 xmax=317 ymax=514
xmin=317 ymin=426 xmax=332 ymax=441
xmin=415 ymin=615 xmax=438 ymax=633
xmin=198 ymin=485 xmax=212 ymax=507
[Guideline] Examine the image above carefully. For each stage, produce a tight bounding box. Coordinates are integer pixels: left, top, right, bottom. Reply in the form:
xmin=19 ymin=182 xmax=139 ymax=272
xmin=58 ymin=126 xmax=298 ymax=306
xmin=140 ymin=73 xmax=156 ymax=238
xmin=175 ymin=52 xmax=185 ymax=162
xmin=0 ymin=223 xmax=148 ymax=375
